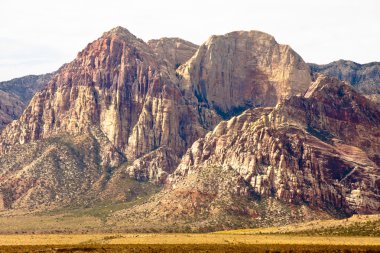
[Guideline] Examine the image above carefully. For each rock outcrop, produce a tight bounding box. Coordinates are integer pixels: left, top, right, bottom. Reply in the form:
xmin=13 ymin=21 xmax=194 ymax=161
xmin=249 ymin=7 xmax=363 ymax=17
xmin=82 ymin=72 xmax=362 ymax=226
xmin=0 ymin=27 xmax=205 ymax=164
xmin=115 ymin=76 xmax=379 ymax=231
xmin=167 ymin=75 xmax=379 ymax=216
xmin=178 ymin=30 xmax=312 ymax=117
xmin=125 ymin=146 xmax=180 ymax=184
xmin=148 ymin=38 xmax=198 ymax=69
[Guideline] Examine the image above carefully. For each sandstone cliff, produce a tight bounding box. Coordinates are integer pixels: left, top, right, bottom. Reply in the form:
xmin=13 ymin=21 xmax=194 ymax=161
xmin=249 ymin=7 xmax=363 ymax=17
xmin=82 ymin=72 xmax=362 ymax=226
xmin=169 ymin=75 xmax=379 ymax=215
xmin=0 ymin=28 xmax=207 ymax=209
xmin=113 ymin=75 xmax=379 ymax=231
xmin=147 ymin=37 xmax=198 ymax=69
xmin=0 ymin=27 xmax=205 ymax=163
xmin=178 ymin=30 xmax=312 ymax=117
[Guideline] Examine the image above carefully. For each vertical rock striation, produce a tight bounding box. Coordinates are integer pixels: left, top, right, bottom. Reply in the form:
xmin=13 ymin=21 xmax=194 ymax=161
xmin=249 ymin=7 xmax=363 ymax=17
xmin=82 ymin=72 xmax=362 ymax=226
xmin=178 ymin=31 xmax=312 ymax=117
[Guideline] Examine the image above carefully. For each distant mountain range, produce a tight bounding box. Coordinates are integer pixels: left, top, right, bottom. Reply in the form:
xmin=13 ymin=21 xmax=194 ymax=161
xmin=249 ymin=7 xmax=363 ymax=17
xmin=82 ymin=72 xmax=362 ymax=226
xmin=0 ymin=27 xmax=378 ymax=232
xmin=0 ymin=73 xmax=53 ymax=129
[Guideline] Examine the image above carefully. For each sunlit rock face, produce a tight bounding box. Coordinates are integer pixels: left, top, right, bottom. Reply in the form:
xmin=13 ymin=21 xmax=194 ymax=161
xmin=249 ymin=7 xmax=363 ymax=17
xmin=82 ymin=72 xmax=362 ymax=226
xmin=177 ymin=30 xmax=311 ymax=117
xmin=147 ymin=37 xmax=198 ymax=69
xmin=169 ymin=75 xmax=380 ymax=215
xmin=0 ymin=27 xmax=204 ymax=163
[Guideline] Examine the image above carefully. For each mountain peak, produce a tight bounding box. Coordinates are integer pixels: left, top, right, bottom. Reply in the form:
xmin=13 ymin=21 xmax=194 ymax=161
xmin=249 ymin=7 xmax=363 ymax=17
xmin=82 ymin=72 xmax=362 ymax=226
xmin=102 ymin=26 xmax=138 ymax=41
xmin=304 ymin=74 xmax=346 ymax=98
xmin=204 ymin=30 xmax=277 ymax=46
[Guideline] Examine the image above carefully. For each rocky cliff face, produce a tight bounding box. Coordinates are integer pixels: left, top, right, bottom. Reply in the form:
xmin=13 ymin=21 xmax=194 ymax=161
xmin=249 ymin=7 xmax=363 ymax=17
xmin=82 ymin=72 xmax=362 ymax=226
xmin=309 ymin=60 xmax=380 ymax=95
xmin=0 ymin=27 xmax=205 ymax=208
xmin=148 ymin=38 xmax=198 ymax=69
xmin=0 ymin=27 xmax=205 ymax=163
xmin=116 ymin=75 xmax=379 ymax=230
xmin=166 ymin=75 xmax=379 ymax=216
xmin=178 ymin=31 xmax=312 ymax=117
xmin=0 ymin=73 xmax=53 ymax=130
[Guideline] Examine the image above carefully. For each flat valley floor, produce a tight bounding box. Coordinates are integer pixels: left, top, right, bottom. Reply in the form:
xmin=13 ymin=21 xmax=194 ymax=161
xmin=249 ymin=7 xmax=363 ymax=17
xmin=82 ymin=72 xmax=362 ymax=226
xmin=0 ymin=234 xmax=379 ymax=253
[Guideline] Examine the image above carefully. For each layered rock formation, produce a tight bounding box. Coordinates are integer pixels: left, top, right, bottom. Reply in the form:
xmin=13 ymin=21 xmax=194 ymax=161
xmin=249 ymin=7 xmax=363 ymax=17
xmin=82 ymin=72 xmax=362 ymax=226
xmin=115 ymin=75 xmax=380 ymax=230
xmin=167 ymin=75 xmax=379 ymax=216
xmin=0 ymin=28 xmax=311 ymax=190
xmin=112 ymin=75 xmax=380 ymax=231
xmin=0 ymin=27 xmax=204 ymax=163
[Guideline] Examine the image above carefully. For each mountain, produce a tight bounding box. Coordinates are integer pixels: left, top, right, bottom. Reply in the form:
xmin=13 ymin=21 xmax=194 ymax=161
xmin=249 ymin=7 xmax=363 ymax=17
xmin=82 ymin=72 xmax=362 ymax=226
xmin=0 ymin=27 xmax=378 ymax=232
xmin=0 ymin=73 xmax=54 ymax=102
xmin=0 ymin=90 xmax=24 ymax=131
xmin=111 ymin=75 xmax=380 ymax=231
xmin=0 ymin=73 xmax=53 ymax=130
xmin=309 ymin=60 xmax=380 ymax=106
xmin=0 ymin=27 xmax=312 ymax=211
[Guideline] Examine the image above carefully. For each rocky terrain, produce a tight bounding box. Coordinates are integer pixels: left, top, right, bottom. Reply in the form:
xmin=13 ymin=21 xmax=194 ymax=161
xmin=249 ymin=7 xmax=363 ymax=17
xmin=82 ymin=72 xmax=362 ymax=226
xmin=0 ymin=73 xmax=53 ymax=130
xmin=111 ymin=75 xmax=380 ymax=230
xmin=0 ymin=27 xmax=311 ymax=211
xmin=0 ymin=27 xmax=379 ymax=231
xmin=0 ymin=129 xmax=124 ymax=211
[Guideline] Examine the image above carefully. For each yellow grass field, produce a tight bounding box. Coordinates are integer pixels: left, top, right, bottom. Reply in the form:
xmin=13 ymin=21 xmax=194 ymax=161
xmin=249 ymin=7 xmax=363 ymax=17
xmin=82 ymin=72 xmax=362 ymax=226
xmin=0 ymin=234 xmax=379 ymax=253
xmin=0 ymin=214 xmax=378 ymax=252
xmin=0 ymin=234 xmax=379 ymax=246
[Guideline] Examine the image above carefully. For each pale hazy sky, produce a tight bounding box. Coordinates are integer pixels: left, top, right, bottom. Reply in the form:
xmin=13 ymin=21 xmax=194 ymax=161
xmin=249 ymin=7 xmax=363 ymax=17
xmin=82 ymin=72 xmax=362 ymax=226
xmin=0 ymin=0 xmax=379 ymax=81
